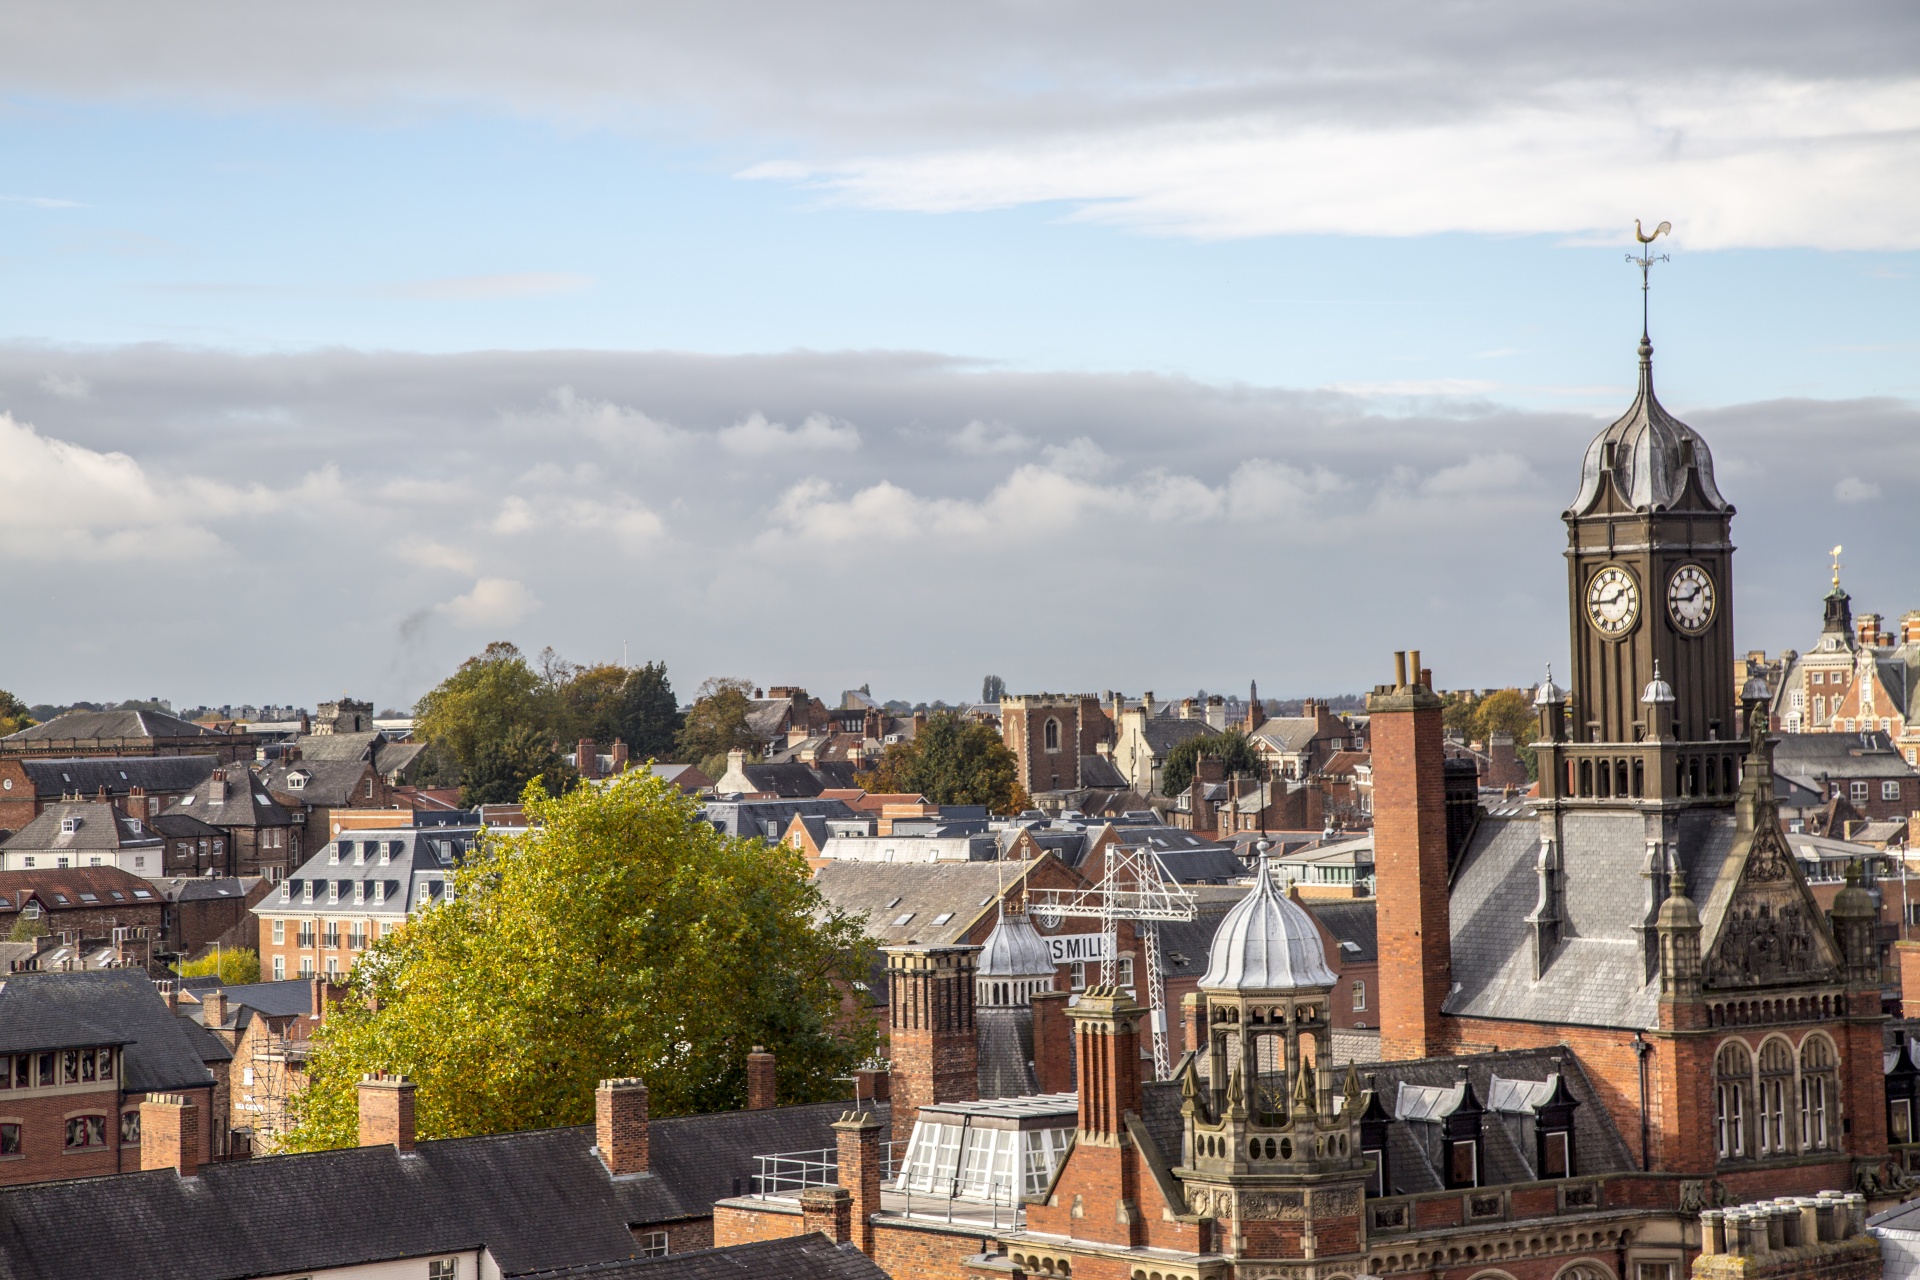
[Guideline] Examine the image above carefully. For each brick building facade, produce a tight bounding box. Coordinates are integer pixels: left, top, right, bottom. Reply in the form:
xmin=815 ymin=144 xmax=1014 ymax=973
xmin=1000 ymin=694 xmax=1114 ymax=798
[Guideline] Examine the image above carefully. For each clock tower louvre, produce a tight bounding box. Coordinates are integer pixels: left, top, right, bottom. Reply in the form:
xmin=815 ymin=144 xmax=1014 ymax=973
xmin=1546 ymin=332 xmax=1740 ymax=808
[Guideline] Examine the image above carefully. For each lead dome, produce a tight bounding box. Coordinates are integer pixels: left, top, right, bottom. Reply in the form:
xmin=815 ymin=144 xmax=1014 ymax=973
xmin=1200 ymin=851 xmax=1337 ymax=992
xmin=1568 ymin=337 xmax=1730 ymax=517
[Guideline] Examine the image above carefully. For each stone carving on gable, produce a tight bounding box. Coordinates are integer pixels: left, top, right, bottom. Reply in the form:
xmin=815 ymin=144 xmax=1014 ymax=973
xmin=1703 ymin=826 xmax=1839 ymax=988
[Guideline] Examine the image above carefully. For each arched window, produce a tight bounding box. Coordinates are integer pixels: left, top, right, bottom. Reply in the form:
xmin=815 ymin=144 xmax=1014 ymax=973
xmin=1756 ymin=1039 xmax=1793 ymax=1156
xmin=1043 ymin=718 xmax=1061 ymax=752
xmin=1715 ymin=1041 xmax=1751 ymax=1160
xmin=1800 ymin=1035 xmax=1837 ymax=1150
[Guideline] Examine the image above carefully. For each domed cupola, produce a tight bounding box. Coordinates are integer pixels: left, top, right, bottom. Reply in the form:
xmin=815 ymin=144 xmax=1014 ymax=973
xmin=1567 ymin=337 xmax=1731 ymax=518
xmin=1200 ymin=851 xmax=1337 ymax=993
xmin=975 ymin=901 xmax=1056 ymax=1009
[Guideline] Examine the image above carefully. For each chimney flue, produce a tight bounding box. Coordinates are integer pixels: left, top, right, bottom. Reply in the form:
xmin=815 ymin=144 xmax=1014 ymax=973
xmin=747 ymin=1046 xmax=777 ymax=1110
xmin=140 ymin=1093 xmax=201 ymax=1177
xmin=357 ymin=1073 xmax=417 ymax=1152
xmin=1393 ymin=652 xmax=1408 ymax=690
xmin=596 ymin=1077 xmax=649 ymax=1175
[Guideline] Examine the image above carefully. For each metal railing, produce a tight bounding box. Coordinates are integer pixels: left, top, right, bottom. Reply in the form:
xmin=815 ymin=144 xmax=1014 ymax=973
xmin=893 ymin=1172 xmax=1025 ymax=1230
xmin=748 ymin=1141 xmax=897 ymax=1199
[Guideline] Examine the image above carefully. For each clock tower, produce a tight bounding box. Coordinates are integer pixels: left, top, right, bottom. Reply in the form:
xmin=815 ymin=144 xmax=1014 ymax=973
xmin=1539 ymin=327 xmax=1742 ymax=808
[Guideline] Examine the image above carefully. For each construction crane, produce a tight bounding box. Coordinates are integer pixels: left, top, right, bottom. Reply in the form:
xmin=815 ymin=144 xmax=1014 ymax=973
xmin=1025 ymin=834 xmax=1198 ymax=1078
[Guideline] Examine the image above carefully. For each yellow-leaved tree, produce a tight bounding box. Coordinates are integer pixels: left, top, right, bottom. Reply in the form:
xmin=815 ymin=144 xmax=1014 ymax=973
xmin=282 ymin=769 xmax=877 ymax=1150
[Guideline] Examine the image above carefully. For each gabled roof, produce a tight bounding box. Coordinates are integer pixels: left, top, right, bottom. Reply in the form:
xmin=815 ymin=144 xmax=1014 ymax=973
xmin=3 ymin=709 xmax=224 ymax=744
xmin=812 ymin=858 xmax=1057 ymax=947
xmin=259 ymin=756 xmax=376 ymax=806
xmin=1772 ymin=731 xmax=1918 ymax=781
xmin=701 ymin=798 xmax=858 ymax=839
xmin=1139 ymin=719 xmax=1215 ymax=754
xmin=291 ymin=730 xmax=428 ymax=779
xmin=2 ymin=800 xmax=163 ymax=852
xmin=1306 ymin=898 xmax=1377 ymax=964
xmin=153 ymin=876 xmax=260 ymax=904
xmin=0 ymin=864 xmax=162 ymax=913
xmin=0 ymin=969 xmax=222 ymax=1089
xmin=151 ymin=812 xmax=227 ymax=839
xmin=1078 ymin=755 xmax=1127 ymax=788
xmin=740 ymin=763 xmax=825 ymax=798
xmin=183 ymin=977 xmax=315 ymax=1019
xmin=18 ymin=755 xmax=219 ymax=798
xmin=262 ymin=827 xmax=478 ymax=918
xmin=165 ymin=767 xmax=297 ymax=829
xmin=1251 ymin=717 xmax=1340 ymax=754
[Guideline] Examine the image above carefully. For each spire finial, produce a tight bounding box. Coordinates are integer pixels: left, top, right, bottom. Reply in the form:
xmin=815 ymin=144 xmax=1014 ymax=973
xmin=1627 ymin=219 xmax=1672 ymax=361
xmin=1831 ymin=544 xmax=1844 ymax=589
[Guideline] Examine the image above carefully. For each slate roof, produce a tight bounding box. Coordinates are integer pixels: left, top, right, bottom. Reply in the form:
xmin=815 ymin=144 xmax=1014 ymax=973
xmin=737 ymin=763 xmax=826 ymax=798
xmin=2 ymin=709 xmax=223 ymax=744
xmin=0 ymin=1100 xmax=872 ymax=1280
xmin=525 ymin=1234 xmax=890 ymax=1280
xmin=151 ymin=812 xmax=226 ymax=840
xmin=1079 ymin=755 xmax=1127 ymax=788
xmin=17 ymin=755 xmax=218 ymax=799
xmin=811 ymin=858 xmax=1055 ymax=948
xmin=0 ymin=865 xmax=161 ymax=914
xmin=702 ymin=798 xmax=858 ymax=839
xmin=1108 ymin=826 xmax=1245 ymax=884
xmin=259 ymin=756 xmax=377 ymax=806
xmin=182 ymin=977 xmax=315 ymax=1020
xmin=164 ymin=767 xmax=297 ymax=829
xmin=1772 ymin=731 xmax=1918 ymax=781
xmin=1305 ymin=899 xmax=1376 ymax=965
xmin=2 ymin=800 xmax=163 ymax=854
xmin=152 ymin=876 xmax=258 ymax=904
xmin=0 ymin=969 xmax=223 ymax=1089
xmin=260 ymin=827 xmax=479 ymax=919
xmin=978 ymin=1006 xmax=1039 ymax=1099
xmin=1444 ymin=808 xmax=1737 ymax=1030
xmin=1140 ymin=719 xmax=1216 ymax=754
xmin=1252 ymin=717 xmax=1331 ymax=754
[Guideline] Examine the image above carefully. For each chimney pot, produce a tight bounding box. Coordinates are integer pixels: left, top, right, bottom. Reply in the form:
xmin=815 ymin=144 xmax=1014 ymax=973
xmin=596 ymin=1077 xmax=649 ymax=1175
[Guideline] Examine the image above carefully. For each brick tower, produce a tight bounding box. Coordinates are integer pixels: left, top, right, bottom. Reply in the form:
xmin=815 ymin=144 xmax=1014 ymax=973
xmin=1367 ymin=649 xmax=1451 ymax=1060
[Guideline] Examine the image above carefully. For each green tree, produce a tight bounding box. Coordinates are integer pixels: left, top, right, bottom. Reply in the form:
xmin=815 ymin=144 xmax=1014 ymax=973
xmin=1472 ymin=688 xmax=1536 ymax=745
xmin=981 ymin=675 xmax=1006 ymax=703
xmin=180 ymin=947 xmax=262 ymax=985
xmin=857 ymin=712 xmax=1029 ymax=814
xmin=675 ymin=677 xmax=758 ymax=764
xmin=0 ymin=689 xmax=35 ymax=738
xmin=7 ymin=913 xmax=47 ymax=942
xmin=414 ymin=642 xmax=549 ymax=780
xmin=459 ymin=726 xmax=578 ymax=807
xmin=614 ymin=662 xmax=682 ymax=760
xmin=280 ymin=771 xmax=878 ymax=1150
xmin=1159 ymin=728 xmax=1263 ymax=795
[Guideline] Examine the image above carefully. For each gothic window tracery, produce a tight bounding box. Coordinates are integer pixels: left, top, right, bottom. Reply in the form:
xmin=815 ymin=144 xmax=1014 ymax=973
xmin=1715 ymin=1041 xmax=1750 ymax=1160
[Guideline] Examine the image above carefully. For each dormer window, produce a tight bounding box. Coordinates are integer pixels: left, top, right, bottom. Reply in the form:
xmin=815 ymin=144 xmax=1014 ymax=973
xmin=59 ymin=816 xmax=79 ymax=834
xmin=355 ymin=880 xmax=366 ymax=904
xmin=329 ymin=842 xmax=343 ymax=864
xmin=303 ymin=880 xmax=315 ymax=904
xmin=327 ymin=881 xmax=340 ymax=904
xmin=287 ymin=771 xmax=308 ymax=790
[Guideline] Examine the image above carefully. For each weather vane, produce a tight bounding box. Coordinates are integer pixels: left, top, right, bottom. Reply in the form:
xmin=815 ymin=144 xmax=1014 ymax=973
xmin=1627 ymin=219 xmax=1672 ymax=340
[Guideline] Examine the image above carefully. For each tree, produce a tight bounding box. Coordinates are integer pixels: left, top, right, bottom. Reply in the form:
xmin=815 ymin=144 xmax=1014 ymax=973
xmin=675 ymin=677 xmax=758 ymax=764
xmin=7 ymin=913 xmax=46 ymax=942
xmin=1160 ymin=729 xmax=1263 ymax=796
xmin=1474 ymin=688 xmax=1536 ymax=744
xmin=857 ymin=712 xmax=1029 ymax=814
xmin=459 ymin=726 xmax=578 ymax=807
xmin=981 ymin=675 xmax=1006 ymax=704
xmin=414 ymin=642 xmax=549 ymax=781
xmin=180 ymin=947 xmax=262 ymax=985
xmin=614 ymin=662 xmax=682 ymax=760
xmin=279 ymin=771 xmax=878 ymax=1150
xmin=0 ymin=689 xmax=34 ymax=738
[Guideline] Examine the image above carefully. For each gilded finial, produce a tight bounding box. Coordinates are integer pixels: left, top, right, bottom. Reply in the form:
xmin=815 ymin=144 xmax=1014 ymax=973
xmin=1831 ymin=545 xmax=1844 ymax=588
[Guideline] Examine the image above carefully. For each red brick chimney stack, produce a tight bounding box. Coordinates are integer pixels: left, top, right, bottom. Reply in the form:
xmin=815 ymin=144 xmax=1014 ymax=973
xmin=800 ymin=1185 xmax=853 ymax=1243
xmin=1031 ymin=989 xmax=1074 ymax=1093
xmin=595 ymin=1077 xmax=649 ymax=1175
xmin=1368 ymin=649 xmax=1452 ymax=1061
xmin=1066 ymin=984 xmax=1145 ymax=1141
xmin=832 ymin=1110 xmax=883 ymax=1256
xmin=883 ymin=944 xmax=981 ymax=1148
xmin=140 ymin=1093 xmax=200 ymax=1177
xmin=1900 ymin=942 xmax=1920 ymax=1019
xmin=201 ymin=988 xmax=227 ymax=1028
xmin=746 ymin=1046 xmax=777 ymax=1110
xmin=576 ymin=739 xmax=597 ymax=780
xmin=610 ymin=739 xmax=630 ymax=774
xmin=357 ymin=1073 xmax=417 ymax=1152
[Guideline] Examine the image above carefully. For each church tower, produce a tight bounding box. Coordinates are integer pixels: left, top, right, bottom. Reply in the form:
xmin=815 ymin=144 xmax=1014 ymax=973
xmin=1542 ymin=286 xmax=1742 ymax=808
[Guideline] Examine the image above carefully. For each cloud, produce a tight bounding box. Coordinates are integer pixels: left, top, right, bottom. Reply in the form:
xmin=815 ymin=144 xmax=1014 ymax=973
xmin=948 ymin=420 xmax=1031 ymax=456
xmin=38 ymin=372 xmax=90 ymax=400
xmin=382 ymin=272 xmax=594 ymax=300
xmin=0 ymin=4 xmax=1913 ymax=248
xmin=0 ymin=342 xmax=1914 ymax=708
xmin=1834 ymin=476 xmax=1881 ymax=503
xmin=438 ymin=577 xmax=541 ymax=627
xmin=717 ymin=411 xmax=861 ymax=456
xmin=0 ymin=194 xmax=83 ymax=208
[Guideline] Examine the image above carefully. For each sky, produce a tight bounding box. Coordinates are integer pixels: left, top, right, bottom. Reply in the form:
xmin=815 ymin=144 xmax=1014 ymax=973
xmin=1 ymin=1 xmax=1917 ymax=710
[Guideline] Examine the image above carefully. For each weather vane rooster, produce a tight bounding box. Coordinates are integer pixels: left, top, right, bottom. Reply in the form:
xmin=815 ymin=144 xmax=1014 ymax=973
xmin=1628 ymin=219 xmax=1673 ymax=340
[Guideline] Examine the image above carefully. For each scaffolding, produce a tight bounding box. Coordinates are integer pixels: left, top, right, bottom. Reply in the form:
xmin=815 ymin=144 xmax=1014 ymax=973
xmin=1024 ymin=838 xmax=1197 ymax=1077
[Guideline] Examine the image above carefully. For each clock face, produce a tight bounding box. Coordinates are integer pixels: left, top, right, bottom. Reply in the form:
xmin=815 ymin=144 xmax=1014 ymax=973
xmin=1586 ymin=566 xmax=1640 ymax=637
xmin=1667 ymin=563 xmax=1716 ymax=634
